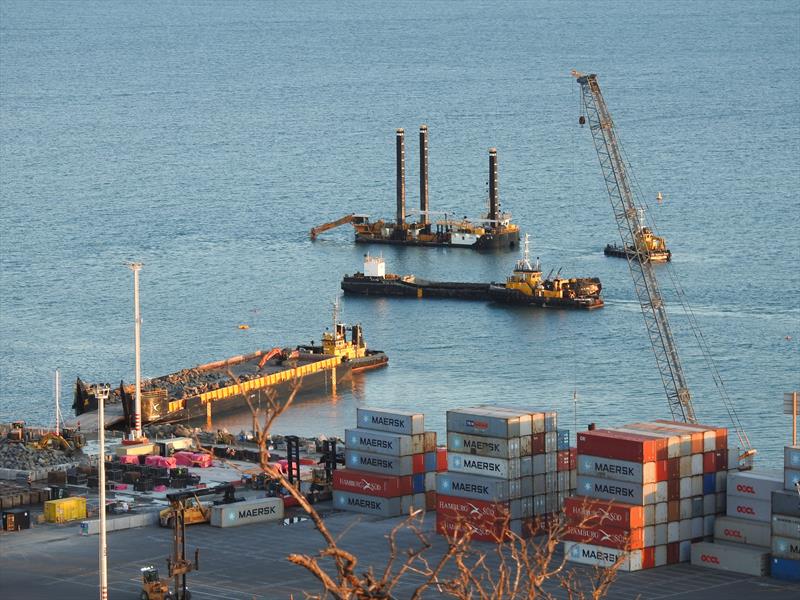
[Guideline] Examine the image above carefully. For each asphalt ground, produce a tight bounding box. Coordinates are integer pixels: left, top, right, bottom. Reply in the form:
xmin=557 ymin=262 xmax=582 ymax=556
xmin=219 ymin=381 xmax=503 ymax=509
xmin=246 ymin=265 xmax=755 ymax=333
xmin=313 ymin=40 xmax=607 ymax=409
xmin=1 ymin=508 xmax=799 ymax=600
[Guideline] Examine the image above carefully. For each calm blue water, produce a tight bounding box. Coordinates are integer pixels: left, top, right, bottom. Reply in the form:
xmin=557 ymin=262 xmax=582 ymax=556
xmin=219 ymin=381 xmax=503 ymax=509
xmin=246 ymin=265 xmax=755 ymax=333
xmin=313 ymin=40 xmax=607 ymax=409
xmin=1 ymin=1 xmax=798 ymax=466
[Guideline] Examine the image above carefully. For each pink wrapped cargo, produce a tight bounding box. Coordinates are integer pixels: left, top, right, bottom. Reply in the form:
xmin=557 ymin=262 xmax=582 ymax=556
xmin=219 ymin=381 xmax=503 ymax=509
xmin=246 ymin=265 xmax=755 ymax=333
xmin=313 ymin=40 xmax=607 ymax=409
xmin=119 ymin=455 xmax=139 ymax=465
xmin=145 ymin=455 xmax=177 ymax=469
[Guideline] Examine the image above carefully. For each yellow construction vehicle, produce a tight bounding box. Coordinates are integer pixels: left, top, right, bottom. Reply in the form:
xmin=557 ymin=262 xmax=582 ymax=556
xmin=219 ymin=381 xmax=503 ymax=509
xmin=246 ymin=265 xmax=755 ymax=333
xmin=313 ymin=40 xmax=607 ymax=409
xmin=33 ymin=432 xmax=81 ymax=455
xmin=158 ymin=484 xmax=239 ymax=528
xmin=139 ymin=565 xmax=176 ymax=600
xmin=310 ymin=214 xmax=371 ymax=240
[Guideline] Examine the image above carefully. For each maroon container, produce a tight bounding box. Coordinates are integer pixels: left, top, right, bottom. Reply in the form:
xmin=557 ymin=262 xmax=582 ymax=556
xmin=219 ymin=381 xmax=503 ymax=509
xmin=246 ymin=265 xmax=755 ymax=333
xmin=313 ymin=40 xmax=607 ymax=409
xmin=668 ymin=457 xmax=681 ymax=480
xmin=667 ymin=542 xmax=680 ymax=564
xmin=715 ymin=449 xmax=728 ymax=471
xmin=577 ymin=429 xmax=661 ymax=463
xmin=531 ymin=433 xmax=546 ymax=455
xmin=668 ymin=478 xmax=680 ymax=501
xmin=332 ymin=469 xmax=412 ymax=497
xmin=703 ymin=452 xmax=716 ymax=474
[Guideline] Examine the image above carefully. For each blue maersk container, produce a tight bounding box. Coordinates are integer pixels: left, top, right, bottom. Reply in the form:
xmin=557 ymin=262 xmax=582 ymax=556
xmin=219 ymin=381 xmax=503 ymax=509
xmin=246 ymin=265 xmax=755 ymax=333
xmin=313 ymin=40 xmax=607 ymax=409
xmin=772 ymin=556 xmax=800 ymax=581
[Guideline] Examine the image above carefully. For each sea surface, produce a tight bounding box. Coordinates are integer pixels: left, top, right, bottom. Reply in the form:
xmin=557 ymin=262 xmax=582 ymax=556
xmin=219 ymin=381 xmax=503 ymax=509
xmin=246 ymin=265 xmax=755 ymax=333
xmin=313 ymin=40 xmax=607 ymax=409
xmin=1 ymin=1 xmax=798 ymax=466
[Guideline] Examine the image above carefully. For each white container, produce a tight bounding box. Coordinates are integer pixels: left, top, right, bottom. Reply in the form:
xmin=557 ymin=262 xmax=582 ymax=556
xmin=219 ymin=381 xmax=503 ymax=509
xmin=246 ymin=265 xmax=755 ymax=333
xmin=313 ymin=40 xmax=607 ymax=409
xmin=667 ymin=521 xmax=679 ymax=543
xmin=577 ymin=455 xmax=656 ymax=484
xmin=446 ymin=407 xmax=532 ymax=438
xmin=679 ymin=456 xmax=692 ymax=478
xmin=680 ymin=498 xmax=692 ymax=520
xmin=679 ymin=477 xmax=692 ymax=498
xmin=713 ymin=516 xmax=771 ymax=547
xmin=726 ymin=495 xmax=771 ymax=523
xmin=691 ymin=454 xmax=703 ymax=476
xmin=655 ymin=544 xmax=667 ymax=567
xmin=703 ymin=493 xmax=716 ymax=516
xmin=333 ymin=490 xmax=423 ymax=517
xmin=564 ymin=541 xmax=643 ymax=572
xmin=210 ymin=498 xmax=283 ymax=528
xmin=435 ymin=472 xmax=532 ymax=501
xmin=690 ymin=541 xmax=770 ymax=576
xmin=356 ymin=408 xmax=425 ymax=436
xmin=727 ymin=469 xmax=783 ymax=502
xmin=655 ymin=502 xmax=668 ymax=524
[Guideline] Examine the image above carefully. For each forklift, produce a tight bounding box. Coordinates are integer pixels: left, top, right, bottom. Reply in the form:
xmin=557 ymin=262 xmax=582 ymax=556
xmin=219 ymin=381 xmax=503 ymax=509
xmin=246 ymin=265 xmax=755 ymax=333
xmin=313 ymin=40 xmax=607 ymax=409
xmin=141 ymin=487 xmax=238 ymax=599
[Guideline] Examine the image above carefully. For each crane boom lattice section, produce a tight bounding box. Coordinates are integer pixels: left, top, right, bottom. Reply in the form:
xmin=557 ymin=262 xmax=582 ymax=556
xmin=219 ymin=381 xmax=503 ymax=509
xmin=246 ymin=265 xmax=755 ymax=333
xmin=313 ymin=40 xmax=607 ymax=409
xmin=574 ymin=72 xmax=695 ymax=424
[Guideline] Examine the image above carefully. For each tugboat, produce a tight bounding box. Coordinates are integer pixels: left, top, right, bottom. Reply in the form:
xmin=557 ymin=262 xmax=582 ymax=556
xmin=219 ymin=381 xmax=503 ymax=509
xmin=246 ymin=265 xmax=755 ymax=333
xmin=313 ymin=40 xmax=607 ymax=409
xmin=73 ymin=309 xmax=387 ymax=426
xmin=488 ymin=235 xmax=603 ymax=309
xmin=604 ymin=223 xmax=671 ymax=262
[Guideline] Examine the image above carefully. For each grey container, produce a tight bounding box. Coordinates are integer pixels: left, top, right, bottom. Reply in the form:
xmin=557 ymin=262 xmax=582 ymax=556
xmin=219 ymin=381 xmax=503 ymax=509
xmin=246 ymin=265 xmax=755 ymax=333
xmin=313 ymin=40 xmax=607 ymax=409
xmin=713 ymin=516 xmax=771 ymax=547
xmin=447 ymin=452 xmax=532 ymax=479
xmin=345 ymin=449 xmax=414 ymax=476
xmin=690 ymin=541 xmax=770 ymax=576
xmin=356 ymin=408 xmax=425 ymax=436
xmin=544 ymin=432 xmax=557 ymax=454
xmin=447 ymin=432 xmax=524 ymax=458
xmin=772 ymin=513 xmax=800 ymax=539
xmin=334 ymin=490 xmax=403 ymax=517
xmin=726 ymin=495 xmax=772 ymax=523
xmin=446 ymin=407 xmax=532 ymax=438
xmin=773 ymin=489 xmax=800 ymax=518
xmin=435 ymin=472 xmax=532 ymax=501
xmin=345 ymin=428 xmax=423 ymax=456
xmin=577 ymin=475 xmax=656 ymax=504
xmin=785 ymin=468 xmax=800 ymax=492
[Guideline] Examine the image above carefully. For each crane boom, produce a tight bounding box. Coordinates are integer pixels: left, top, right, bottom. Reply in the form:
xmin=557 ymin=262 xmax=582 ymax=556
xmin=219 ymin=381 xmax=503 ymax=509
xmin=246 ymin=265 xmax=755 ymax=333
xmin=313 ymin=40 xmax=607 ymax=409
xmin=573 ymin=70 xmax=696 ymax=424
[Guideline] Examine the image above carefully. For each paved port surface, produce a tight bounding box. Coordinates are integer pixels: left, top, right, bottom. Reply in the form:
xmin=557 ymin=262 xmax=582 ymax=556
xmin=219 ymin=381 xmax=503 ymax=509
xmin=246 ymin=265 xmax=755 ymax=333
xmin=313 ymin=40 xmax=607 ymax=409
xmin=1 ymin=508 xmax=798 ymax=599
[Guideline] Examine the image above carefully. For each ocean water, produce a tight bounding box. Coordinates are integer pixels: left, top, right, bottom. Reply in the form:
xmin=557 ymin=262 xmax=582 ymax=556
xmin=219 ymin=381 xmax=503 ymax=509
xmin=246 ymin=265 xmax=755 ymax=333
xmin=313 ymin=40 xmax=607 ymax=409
xmin=1 ymin=1 xmax=797 ymax=466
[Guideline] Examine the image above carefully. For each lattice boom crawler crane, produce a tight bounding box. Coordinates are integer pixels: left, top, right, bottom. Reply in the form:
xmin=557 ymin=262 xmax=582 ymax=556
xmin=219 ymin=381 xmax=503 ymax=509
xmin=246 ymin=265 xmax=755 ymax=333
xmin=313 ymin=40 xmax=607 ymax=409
xmin=572 ymin=70 xmax=756 ymax=468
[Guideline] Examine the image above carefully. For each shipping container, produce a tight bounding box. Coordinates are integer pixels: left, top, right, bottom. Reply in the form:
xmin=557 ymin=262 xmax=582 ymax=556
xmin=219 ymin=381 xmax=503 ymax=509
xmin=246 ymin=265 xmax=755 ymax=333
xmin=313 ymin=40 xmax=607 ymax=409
xmin=726 ymin=495 xmax=771 ymax=523
xmin=210 ymin=498 xmax=283 ymax=528
xmin=356 ymin=408 xmax=424 ymax=436
xmin=773 ymin=489 xmax=800 ymax=518
xmin=618 ymin=424 xmax=682 ymax=459
xmin=530 ymin=433 xmax=545 ymax=454
xmin=436 ymin=512 xmax=534 ymax=542
xmin=345 ymin=428 xmax=424 ymax=456
xmin=563 ymin=496 xmax=645 ymax=529
xmin=563 ymin=523 xmax=645 ymax=550
xmin=690 ymin=541 xmax=769 ymax=576
xmin=2 ymin=509 xmax=30 ymax=531
xmin=785 ymin=446 xmax=800 ymax=471
xmin=333 ymin=490 xmax=423 ymax=517
xmin=544 ymin=432 xmax=557 ymax=454
xmin=577 ymin=454 xmax=659 ymax=484
xmin=447 ymin=452 xmax=531 ymax=480
xmin=576 ymin=430 xmax=660 ymax=463
xmin=727 ymin=470 xmax=783 ymax=502
xmin=436 ymin=494 xmax=532 ymax=524
xmin=771 ymin=556 xmax=800 ymax=582
xmin=703 ymin=473 xmax=716 ymax=495
xmin=653 ymin=420 xmax=727 ymax=452
xmin=773 ymin=536 xmax=800 ymax=561
xmin=333 ymin=469 xmax=412 ymax=497
xmin=44 ymin=497 xmax=86 ymax=523
xmin=435 ymin=472 xmax=532 ymax=502
xmin=344 ymin=449 xmax=418 ymax=476
xmin=713 ymin=515 xmax=771 ymax=547
xmin=772 ymin=513 xmax=800 ymax=539
xmin=447 ymin=432 xmax=524 ymax=459
xmin=577 ymin=475 xmax=658 ymax=505
xmin=446 ymin=407 xmax=532 ymax=438
xmin=557 ymin=430 xmax=570 ymax=451
xmin=785 ymin=469 xmax=800 ymax=492
xmin=423 ymin=432 xmax=438 ymax=453
xmin=563 ymin=541 xmax=644 ymax=572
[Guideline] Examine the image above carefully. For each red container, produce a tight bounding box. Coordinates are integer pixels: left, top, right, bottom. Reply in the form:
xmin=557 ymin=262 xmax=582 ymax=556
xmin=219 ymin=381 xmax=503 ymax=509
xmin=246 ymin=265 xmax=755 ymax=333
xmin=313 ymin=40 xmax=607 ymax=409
xmin=412 ymin=453 xmax=425 ymax=474
xmin=436 ymin=494 xmax=510 ymax=527
xmin=563 ymin=523 xmax=645 ymax=550
xmin=667 ymin=542 xmax=680 ymax=564
xmin=436 ymin=513 xmax=535 ymax=542
xmin=668 ymin=500 xmax=680 ymax=522
xmin=563 ymin=496 xmax=644 ymax=530
xmin=577 ymin=430 xmax=662 ymax=463
xmin=703 ymin=452 xmax=716 ymax=474
xmin=654 ymin=460 xmax=668 ymax=481
xmin=332 ymin=469 xmax=412 ymax=497
xmin=531 ymin=433 xmax=546 ymax=454
xmin=436 ymin=447 xmax=448 ymax=472
xmin=667 ymin=457 xmax=680 ymax=480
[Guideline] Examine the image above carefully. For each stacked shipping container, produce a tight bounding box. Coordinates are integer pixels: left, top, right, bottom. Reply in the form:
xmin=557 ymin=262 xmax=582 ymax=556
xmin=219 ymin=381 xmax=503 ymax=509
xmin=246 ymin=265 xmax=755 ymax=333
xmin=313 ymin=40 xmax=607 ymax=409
xmin=332 ymin=408 xmax=444 ymax=517
xmin=771 ymin=445 xmax=800 ymax=581
xmin=691 ymin=469 xmax=780 ymax=576
xmin=566 ymin=420 xmax=729 ymax=571
xmin=436 ymin=406 xmax=576 ymax=542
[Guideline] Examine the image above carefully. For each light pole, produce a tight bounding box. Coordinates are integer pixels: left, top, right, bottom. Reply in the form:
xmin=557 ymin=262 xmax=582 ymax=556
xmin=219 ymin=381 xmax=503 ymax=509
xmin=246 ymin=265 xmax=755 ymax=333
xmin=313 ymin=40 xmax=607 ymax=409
xmin=126 ymin=262 xmax=144 ymax=440
xmin=96 ymin=382 xmax=111 ymax=600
